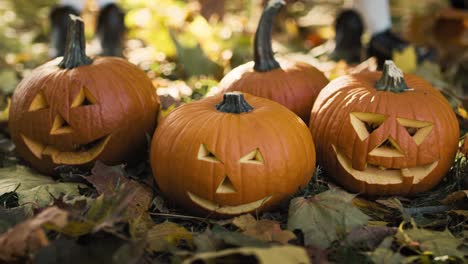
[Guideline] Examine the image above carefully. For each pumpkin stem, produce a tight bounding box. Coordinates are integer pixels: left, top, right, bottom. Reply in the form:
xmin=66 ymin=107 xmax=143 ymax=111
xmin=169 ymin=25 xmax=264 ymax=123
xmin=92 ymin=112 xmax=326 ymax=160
xmin=216 ymin=92 xmax=253 ymax=114
xmin=375 ymin=60 xmax=412 ymax=93
xmin=253 ymin=0 xmax=285 ymax=72
xmin=58 ymin=15 xmax=92 ymax=69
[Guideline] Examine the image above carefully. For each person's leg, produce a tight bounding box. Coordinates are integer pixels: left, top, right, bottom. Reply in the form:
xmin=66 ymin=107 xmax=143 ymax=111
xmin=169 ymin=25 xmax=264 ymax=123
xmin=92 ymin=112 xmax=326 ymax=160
xmin=49 ymin=0 xmax=83 ymax=58
xmin=95 ymin=0 xmax=125 ymax=56
xmin=354 ymin=0 xmax=433 ymax=68
xmin=330 ymin=9 xmax=364 ymax=64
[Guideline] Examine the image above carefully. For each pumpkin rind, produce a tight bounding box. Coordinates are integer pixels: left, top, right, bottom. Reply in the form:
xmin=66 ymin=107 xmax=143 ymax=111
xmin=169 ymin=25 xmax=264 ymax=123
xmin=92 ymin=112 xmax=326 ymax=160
xmin=9 ymin=16 xmax=159 ymax=174
xmin=217 ymin=0 xmax=329 ymax=123
xmin=150 ymin=92 xmax=315 ymax=217
xmin=309 ymin=62 xmax=459 ymax=196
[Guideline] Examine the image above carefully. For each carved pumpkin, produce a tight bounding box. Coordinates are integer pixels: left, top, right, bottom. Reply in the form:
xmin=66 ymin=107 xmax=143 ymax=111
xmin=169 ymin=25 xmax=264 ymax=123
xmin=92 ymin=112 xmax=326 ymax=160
xmin=151 ymin=92 xmax=315 ymax=217
xmin=309 ymin=61 xmax=459 ymax=196
xmin=217 ymin=0 xmax=328 ymax=123
xmin=8 ymin=16 xmax=159 ymax=174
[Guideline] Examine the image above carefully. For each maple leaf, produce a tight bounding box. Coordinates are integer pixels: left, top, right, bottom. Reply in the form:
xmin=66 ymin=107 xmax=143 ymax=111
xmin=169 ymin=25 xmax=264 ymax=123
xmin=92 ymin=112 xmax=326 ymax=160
xmin=232 ymin=214 xmax=296 ymax=244
xmin=0 ymin=207 xmax=68 ymax=262
xmin=287 ymin=188 xmax=369 ymax=248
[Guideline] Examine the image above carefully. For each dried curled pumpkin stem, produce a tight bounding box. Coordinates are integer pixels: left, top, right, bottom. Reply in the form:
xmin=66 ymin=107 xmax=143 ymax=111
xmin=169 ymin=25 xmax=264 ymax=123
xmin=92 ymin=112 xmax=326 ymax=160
xmin=58 ymin=14 xmax=92 ymax=69
xmin=375 ymin=60 xmax=412 ymax=93
xmin=215 ymin=92 xmax=253 ymax=114
xmin=253 ymin=0 xmax=285 ymax=72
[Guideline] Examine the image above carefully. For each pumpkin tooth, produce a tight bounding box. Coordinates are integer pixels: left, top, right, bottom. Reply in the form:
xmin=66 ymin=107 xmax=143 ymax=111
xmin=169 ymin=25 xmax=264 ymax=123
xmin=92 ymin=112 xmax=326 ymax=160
xmin=187 ymin=192 xmax=271 ymax=215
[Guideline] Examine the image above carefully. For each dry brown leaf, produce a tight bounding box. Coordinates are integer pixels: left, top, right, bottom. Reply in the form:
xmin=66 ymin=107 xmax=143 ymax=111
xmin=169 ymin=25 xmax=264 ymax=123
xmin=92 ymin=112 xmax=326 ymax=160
xmin=146 ymin=221 xmax=193 ymax=252
xmin=84 ymin=162 xmax=153 ymax=222
xmin=0 ymin=207 xmax=68 ymax=262
xmin=441 ymin=190 xmax=468 ymax=204
xmin=232 ymin=214 xmax=296 ymax=244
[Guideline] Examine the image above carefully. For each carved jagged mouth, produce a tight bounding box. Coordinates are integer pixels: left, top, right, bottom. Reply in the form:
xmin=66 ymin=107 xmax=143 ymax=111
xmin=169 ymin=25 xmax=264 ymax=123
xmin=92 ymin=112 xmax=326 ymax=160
xmin=332 ymin=145 xmax=438 ymax=184
xmin=21 ymin=134 xmax=111 ymax=165
xmin=187 ymin=192 xmax=272 ymax=215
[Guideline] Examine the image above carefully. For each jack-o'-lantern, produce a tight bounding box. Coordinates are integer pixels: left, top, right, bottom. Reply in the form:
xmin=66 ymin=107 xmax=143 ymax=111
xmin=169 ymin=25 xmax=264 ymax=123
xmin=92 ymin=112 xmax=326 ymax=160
xmin=309 ymin=61 xmax=459 ymax=196
xmin=151 ymin=92 xmax=315 ymax=217
xmin=216 ymin=0 xmax=329 ymax=123
xmin=8 ymin=16 xmax=159 ymax=174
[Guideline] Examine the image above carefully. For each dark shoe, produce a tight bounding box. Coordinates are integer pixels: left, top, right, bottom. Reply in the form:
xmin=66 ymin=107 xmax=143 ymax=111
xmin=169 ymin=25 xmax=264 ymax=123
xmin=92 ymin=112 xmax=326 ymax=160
xmin=450 ymin=0 xmax=468 ymax=9
xmin=96 ymin=3 xmax=125 ymax=56
xmin=368 ymin=29 xmax=435 ymax=69
xmin=330 ymin=9 xmax=364 ymax=64
xmin=49 ymin=6 xmax=80 ymax=58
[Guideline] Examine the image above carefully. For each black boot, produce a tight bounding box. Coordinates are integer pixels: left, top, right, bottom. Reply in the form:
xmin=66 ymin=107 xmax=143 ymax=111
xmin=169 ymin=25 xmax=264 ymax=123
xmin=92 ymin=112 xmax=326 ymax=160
xmin=330 ymin=9 xmax=364 ymax=64
xmin=450 ymin=0 xmax=468 ymax=9
xmin=49 ymin=6 xmax=80 ymax=58
xmin=96 ymin=3 xmax=125 ymax=57
xmin=368 ymin=29 xmax=435 ymax=69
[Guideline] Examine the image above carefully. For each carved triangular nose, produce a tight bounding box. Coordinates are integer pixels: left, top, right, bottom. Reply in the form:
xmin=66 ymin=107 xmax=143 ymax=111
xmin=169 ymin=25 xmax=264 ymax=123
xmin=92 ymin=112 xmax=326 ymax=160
xmin=216 ymin=175 xmax=237 ymax=194
xmin=369 ymin=137 xmax=404 ymax=157
xmin=50 ymin=114 xmax=73 ymax=135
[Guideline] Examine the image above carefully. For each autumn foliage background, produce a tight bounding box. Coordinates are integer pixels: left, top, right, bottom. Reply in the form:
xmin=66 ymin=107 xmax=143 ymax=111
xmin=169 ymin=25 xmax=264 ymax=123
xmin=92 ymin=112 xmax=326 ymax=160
xmin=0 ymin=0 xmax=466 ymax=263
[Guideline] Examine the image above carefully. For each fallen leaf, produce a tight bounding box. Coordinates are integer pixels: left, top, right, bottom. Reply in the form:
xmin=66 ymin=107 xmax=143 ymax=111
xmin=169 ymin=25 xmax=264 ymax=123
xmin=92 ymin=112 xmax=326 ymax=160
xmin=33 ymin=236 xmax=127 ymax=264
xmin=305 ymin=246 xmax=330 ymax=264
xmin=83 ymin=162 xmax=154 ymax=238
xmin=193 ymin=230 xmax=224 ymax=253
xmin=52 ymin=188 xmax=137 ymax=237
xmin=0 ymin=207 xmax=68 ymax=262
xmin=287 ymin=188 xmax=369 ymax=248
xmin=345 ymin=226 xmax=397 ymax=250
xmin=0 ymin=165 xmax=84 ymax=211
xmin=0 ymin=207 xmax=27 ymax=234
xmin=146 ymin=221 xmax=193 ymax=252
xmin=441 ymin=190 xmax=468 ymax=204
xmin=211 ymin=225 xmax=270 ymax=248
xmin=232 ymin=214 xmax=296 ymax=244
xmin=183 ymin=245 xmax=311 ymax=264
xmin=395 ymin=225 xmax=465 ymax=259
xmin=367 ymin=237 xmax=406 ymax=264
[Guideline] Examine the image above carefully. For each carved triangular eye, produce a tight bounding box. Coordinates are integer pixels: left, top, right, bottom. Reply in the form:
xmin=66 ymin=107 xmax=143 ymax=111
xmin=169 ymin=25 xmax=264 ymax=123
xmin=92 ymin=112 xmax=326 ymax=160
xmin=350 ymin=112 xmax=387 ymax=141
xmin=239 ymin=149 xmax=264 ymax=165
xmin=29 ymin=91 xmax=49 ymax=111
xmin=397 ymin=118 xmax=433 ymax=145
xmin=216 ymin=175 xmax=237 ymax=194
xmin=198 ymin=144 xmax=221 ymax=163
xmin=369 ymin=137 xmax=405 ymax=157
xmin=50 ymin=114 xmax=73 ymax=135
xmin=71 ymin=87 xmax=97 ymax=107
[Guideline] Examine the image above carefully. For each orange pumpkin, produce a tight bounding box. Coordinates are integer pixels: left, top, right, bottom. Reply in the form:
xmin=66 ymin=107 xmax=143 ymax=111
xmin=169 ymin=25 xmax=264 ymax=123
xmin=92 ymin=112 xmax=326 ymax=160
xmin=217 ymin=0 xmax=328 ymax=123
xmin=309 ymin=61 xmax=459 ymax=196
xmin=151 ymin=92 xmax=315 ymax=217
xmin=9 ymin=16 xmax=159 ymax=174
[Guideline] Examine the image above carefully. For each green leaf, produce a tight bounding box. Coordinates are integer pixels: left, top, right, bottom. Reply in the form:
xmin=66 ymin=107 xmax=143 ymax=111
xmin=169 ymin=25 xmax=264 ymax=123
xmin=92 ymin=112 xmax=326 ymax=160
xmin=287 ymin=188 xmax=369 ymax=248
xmin=367 ymin=237 xmax=406 ymax=264
xmin=396 ymin=226 xmax=466 ymax=259
xmin=0 ymin=166 xmax=83 ymax=210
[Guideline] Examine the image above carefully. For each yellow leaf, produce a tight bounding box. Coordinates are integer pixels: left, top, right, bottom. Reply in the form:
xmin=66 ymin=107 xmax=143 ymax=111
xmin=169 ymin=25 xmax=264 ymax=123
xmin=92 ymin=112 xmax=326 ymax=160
xmin=457 ymin=105 xmax=468 ymax=119
xmin=0 ymin=98 xmax=10 ymax=123
xmin=146 ymin=221 xmax=193 ymax=252
xmin=183 ymin=245 xmax=311 ymax=264
xmin=393 ymin=46 xmax=417 ymax=73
